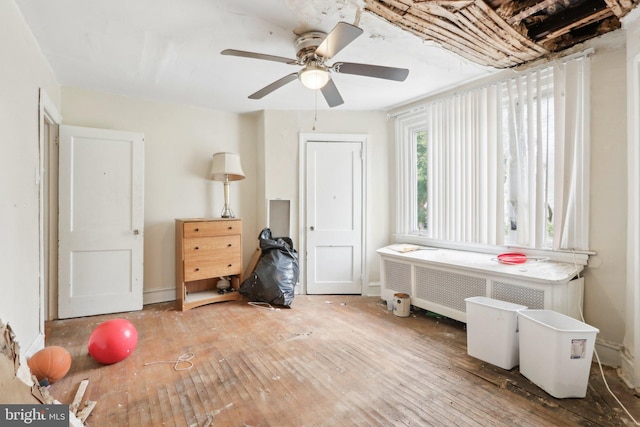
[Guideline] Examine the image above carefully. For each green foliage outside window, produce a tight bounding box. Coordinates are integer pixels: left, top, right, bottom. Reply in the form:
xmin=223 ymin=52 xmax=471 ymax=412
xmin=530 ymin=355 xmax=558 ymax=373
xmin=416 ymin=130 xmax=427 ymax=231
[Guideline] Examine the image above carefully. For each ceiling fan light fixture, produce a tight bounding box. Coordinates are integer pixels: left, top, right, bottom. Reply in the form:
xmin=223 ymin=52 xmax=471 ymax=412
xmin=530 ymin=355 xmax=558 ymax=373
xmin=222 ymin=22 xmax=408 ymax=107
xmin=299 ymin=64 xmax=329 ymax=90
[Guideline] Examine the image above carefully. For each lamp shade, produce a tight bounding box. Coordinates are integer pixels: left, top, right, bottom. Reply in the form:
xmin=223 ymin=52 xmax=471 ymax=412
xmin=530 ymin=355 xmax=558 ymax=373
xmin=209 ymin=152 xmax=245 ymax=181
xmin=299 ymin=64 xmax=329 ymax=90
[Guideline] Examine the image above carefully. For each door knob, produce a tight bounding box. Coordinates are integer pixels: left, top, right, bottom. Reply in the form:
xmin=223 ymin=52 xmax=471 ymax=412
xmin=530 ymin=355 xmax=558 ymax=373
xmin=133 ymin=229 xmax=139 ymax=235
xmin=310 ymin=226 xmax=315 ymax=231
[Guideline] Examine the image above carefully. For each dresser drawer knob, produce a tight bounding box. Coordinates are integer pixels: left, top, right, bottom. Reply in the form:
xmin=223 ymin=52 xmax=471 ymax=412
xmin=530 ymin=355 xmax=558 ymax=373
xmin=195 ymin=246 xmax=199 ymax=250
xmin=195 ymin=268 xmax=200 ymax=272
xmin=194 ymin=228 xmax=199 ymax=232
xmin=228 ymin=226 xmax=233 ymax=230
xmin=227 ymin=243 xmax=232 ymax=247
xmin=228 ymin=264 xmax=233 ymax=268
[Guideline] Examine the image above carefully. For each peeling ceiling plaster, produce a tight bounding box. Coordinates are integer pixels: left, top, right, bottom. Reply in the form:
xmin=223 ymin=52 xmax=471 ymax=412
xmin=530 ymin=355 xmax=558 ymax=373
xmin=15 ymin=0 xmax=497 ymax=112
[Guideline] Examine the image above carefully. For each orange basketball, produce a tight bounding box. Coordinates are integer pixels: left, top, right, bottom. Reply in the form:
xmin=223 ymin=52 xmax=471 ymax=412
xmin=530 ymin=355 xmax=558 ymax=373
xmin=28 ymin=346 xmax=72 ymax=384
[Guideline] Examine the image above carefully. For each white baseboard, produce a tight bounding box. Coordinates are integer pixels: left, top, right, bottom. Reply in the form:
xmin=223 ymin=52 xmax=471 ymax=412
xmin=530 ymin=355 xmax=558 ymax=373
xmin=619 ymin=346 xmax=638 ymax=390
xmin=143 ymin=287 xmax=176 ymax=305
xmin=594 ymin=337 xmax=623 ymax=367
xmin=24 ymin=332 xmax=45 ymax=358
xmin=595 ymin=339 xmax=640 ymax=393
xmin=365 ymin=281 xmax=381 ymax=297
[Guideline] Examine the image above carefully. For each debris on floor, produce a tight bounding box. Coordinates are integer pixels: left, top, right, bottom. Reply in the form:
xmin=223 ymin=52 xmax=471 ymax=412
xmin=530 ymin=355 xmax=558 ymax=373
xmin=0 ymin=320 xmax=92 ymax=426
xmin=70 ymin=379 xmax=97 ymax=423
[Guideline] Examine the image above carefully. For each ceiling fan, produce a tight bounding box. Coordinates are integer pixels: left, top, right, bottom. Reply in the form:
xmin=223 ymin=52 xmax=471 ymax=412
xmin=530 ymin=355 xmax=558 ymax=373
xmin=221 ymin=22 xmax=409 ymax=107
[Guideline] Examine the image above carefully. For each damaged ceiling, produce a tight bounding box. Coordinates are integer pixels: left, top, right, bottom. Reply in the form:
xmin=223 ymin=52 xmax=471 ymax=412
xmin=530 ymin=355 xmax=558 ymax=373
xmin=13 ymin=0 xmax=639 ymax=112
xmin=365 ymin=0 xmax=640 ymax=68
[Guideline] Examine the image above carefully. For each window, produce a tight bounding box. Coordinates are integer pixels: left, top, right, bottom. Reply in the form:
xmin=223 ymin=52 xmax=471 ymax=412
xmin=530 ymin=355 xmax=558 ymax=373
xmin=396 ymin=54 xmax=590 ymax=252
xmin=414 ymin=129 xmax=428 ymax=232
xmin=501 ymin=68 xmax=555 ymax=247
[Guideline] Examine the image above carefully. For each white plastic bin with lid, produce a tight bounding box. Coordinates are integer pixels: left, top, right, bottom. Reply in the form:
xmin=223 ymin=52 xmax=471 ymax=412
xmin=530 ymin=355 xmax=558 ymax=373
xmin=517 ymin=310 xmax=599 ymax=398
xmin=464 ymin=296 xmax=527 ymax=370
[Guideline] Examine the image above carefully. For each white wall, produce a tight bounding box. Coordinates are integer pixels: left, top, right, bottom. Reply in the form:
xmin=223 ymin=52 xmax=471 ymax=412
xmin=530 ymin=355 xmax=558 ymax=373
xmin=259 ymin=110 xmax=390 ymax=291
xmin=623 ymin=7 xmax=640 ymax=390
xmin=582 ymin=32 xmax=628 ymax=364
xmin=0 ymin=0 xmax=60 ymax=353
xmin=56 ymin=99 xmax=392 ymax=301
xmin=61 ymin=87 xmax=259 ymax=303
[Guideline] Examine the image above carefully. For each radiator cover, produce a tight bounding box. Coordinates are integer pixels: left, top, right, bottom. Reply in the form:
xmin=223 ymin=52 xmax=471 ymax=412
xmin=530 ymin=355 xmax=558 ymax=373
xmin=379 ymin=247 xmax=583 ymax=323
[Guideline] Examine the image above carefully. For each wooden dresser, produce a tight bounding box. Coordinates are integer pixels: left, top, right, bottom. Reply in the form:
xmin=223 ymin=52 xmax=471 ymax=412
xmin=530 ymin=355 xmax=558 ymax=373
xmin=175 ymin=218 xmax=242 ymax=311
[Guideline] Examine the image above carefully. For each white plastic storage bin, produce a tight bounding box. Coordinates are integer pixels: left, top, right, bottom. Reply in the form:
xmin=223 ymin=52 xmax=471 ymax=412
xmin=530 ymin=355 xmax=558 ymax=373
xmin=517 ymin=310 xmax=599 ymax=398
xmin=464 ymin=296 xmax=527 ymax=369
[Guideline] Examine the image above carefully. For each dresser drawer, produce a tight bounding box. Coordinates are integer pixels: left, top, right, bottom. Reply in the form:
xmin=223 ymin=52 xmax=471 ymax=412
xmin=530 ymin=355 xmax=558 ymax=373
xmin=183 ymin=235 xmax=241 ymax=260
xmin=184 ymin=257 xmax=242 ymax=281
xmin=175 ymin=217 xmax=243 ymax=311
xmin=183 ymin=220 xmax=241 ymax=238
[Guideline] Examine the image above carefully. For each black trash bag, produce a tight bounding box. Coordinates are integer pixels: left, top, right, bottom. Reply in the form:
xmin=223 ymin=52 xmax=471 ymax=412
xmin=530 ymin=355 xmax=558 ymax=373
xmin=239 ymin=228 xmax=298 ymax=307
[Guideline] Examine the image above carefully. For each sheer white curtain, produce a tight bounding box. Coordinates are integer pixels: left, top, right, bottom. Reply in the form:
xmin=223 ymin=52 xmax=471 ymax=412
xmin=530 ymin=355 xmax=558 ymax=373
xmin=552 ymin=55 xmax=590 ymax=250
xmin=503 ymin=68 xmax=554 ymax=248
xmin=426 ymin=86 xmax=503 ymax=244
xmin=498 ymin=55 xmax=590 ymax=250
xmin=395 ymin=53 xmax=590 ymax=251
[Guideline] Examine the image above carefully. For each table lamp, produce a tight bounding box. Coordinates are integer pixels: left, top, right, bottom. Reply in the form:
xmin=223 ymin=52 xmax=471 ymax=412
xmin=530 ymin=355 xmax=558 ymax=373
xmin=209 ymin=152 xmax=245 ymax=218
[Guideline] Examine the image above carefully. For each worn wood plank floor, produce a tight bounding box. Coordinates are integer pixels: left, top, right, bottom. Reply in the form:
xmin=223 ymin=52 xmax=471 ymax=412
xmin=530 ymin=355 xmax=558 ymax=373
xmin=45 ymin=296 xmax=639 ymax=426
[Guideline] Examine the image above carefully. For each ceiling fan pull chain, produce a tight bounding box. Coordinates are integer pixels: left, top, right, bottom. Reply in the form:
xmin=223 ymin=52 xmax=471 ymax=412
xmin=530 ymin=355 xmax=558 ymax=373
xmin=313 ymin=89 xmax=318 ymax=131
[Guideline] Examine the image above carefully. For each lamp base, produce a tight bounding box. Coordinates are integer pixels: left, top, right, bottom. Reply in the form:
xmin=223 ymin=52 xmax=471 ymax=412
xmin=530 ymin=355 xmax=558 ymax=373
xmin=220 ymin=181 xmax=235 ymax=218
xmin=220 ymin=206 xmax=235 ymax=218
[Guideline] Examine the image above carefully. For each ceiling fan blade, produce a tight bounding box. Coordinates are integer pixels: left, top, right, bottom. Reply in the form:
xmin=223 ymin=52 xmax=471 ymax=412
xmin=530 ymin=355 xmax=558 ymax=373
xmin=320 ymin=79 xmax=344 ymax=108
xmin=315 ymin=22 xmax=363 ymax=60
xmin=332 ymin=62 xmax=409 ymax=81
xmin=248 ymin=73 xmax=299 ymax=99
xmin=221 ymin=49 xmax=298 ymax=65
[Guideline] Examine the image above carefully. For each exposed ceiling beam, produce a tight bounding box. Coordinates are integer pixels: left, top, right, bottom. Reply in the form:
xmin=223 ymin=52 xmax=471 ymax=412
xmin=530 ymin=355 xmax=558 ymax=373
xmin=507 ymin=0 xmax=562 ymax=25
xmin=527 ymin=0 xmax=611 ymax=40
xmin=366 ymin=0 xmax=639 ymax=69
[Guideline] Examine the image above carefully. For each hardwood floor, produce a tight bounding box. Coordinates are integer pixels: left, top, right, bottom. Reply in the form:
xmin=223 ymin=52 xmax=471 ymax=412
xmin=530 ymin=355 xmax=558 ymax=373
xmin=45 ymin=296 xmax=640 ymax=426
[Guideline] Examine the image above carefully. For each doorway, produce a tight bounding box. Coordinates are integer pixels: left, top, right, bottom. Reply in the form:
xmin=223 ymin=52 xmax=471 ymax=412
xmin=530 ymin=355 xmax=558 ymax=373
xmin=57 ymin=125 xmax=145 ymax=319
xmin=39 ymin=89 xmax=62 ymax=325
xmin=300 ymin=133 xmax=366 ymax=295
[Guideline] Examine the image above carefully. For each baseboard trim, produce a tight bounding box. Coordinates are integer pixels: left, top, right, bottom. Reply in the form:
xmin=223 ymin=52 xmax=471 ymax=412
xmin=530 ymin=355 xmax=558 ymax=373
xmin=619 ymin=346 xmax=637 ymax=390
xmin=24 ymin=332 xmax=45 ymax=358
xmin=143 ymin=287 xmax=176 ymax=306
xmin=366 ymin=281 xmax=381 ymax=297
xmin=595 ymin=337 xmax=623 ymax=367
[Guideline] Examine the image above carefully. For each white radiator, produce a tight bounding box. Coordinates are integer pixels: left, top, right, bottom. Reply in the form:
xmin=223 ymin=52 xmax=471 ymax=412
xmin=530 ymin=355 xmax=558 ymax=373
xmin=379 ymin=247 xmax=583 ymax=323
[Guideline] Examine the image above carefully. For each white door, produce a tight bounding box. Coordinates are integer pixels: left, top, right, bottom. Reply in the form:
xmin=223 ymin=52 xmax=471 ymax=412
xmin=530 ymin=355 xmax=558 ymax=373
xmin=306 ymin=141 xmax=362 ymax=294
xmin=58 ymin=125 xmax=144 ymax=319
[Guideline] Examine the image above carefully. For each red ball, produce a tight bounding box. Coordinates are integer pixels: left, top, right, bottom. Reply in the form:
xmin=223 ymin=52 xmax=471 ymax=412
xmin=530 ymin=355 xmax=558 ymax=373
xmin=28 ymin=346 xmax=72 ymax=383
xmin=88 ymin=319 xmax=138 ymax=364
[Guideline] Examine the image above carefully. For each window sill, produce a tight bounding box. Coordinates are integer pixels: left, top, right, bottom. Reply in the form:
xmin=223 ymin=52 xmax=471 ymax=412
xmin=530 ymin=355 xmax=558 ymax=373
xmin=392 ymin=233 xmax=593 ymax=265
